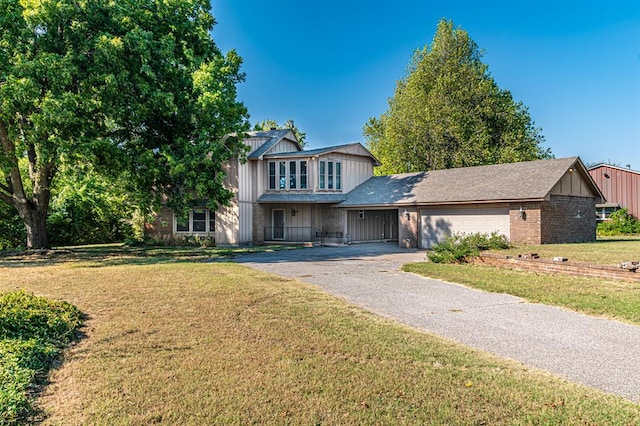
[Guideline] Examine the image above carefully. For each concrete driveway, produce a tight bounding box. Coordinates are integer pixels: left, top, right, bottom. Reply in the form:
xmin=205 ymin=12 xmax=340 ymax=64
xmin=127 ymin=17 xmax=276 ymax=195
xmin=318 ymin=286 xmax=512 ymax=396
xmin=235 ymin=243 xmax=640 ymax=402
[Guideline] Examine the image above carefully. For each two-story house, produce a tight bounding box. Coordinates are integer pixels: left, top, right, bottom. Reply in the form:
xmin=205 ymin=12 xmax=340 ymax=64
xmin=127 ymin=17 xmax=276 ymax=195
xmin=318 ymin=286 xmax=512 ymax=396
xmin=146 ymin=129 xmax=604 ymax=247
xmin=146 ymin=129 xmax=380 ymax=245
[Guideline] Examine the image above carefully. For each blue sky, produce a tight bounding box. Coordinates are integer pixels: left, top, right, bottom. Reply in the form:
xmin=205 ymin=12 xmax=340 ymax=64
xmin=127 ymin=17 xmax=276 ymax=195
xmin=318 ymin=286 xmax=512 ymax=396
xmin=212 ymin=1 xmax=640 ymax=169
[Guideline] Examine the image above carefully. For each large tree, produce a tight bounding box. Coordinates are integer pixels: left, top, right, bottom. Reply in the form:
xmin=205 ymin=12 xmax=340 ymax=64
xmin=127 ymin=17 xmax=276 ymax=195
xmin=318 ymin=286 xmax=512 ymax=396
xmin=364 ymin=19 xmax=551 ymax=175
xmin=0 ymin=0 xmax=249 ymax=248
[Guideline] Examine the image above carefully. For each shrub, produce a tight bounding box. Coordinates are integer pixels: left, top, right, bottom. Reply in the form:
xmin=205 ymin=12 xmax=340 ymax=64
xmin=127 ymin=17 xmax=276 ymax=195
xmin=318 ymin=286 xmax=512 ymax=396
xmin=0 ymin=291 xmax=82 ymax=424
xmin=597 ymin=208 xmax=640 ymax=236
xmin=427 ymin=232 xmax=510 ymax=263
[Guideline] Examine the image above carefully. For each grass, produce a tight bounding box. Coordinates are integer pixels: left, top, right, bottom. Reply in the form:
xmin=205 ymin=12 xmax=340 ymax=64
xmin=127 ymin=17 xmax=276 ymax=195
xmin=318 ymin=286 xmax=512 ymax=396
xmin=403 ymin=262 xmax=640 ymax=325
xmin=1 ymin=248 xmax=639 ymax=424
xmin=487 ymin=237 xmax=640 ymax=265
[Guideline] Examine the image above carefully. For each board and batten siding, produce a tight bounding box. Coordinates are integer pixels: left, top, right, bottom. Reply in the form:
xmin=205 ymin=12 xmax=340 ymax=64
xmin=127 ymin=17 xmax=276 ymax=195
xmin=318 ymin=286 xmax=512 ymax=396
xmin=589 ymin=165 xmax=640 ymax=219
xmin=550 ymin=169 xmax=595 ymax=197
xmin=312 ymin=153 xmax=374 ymax=193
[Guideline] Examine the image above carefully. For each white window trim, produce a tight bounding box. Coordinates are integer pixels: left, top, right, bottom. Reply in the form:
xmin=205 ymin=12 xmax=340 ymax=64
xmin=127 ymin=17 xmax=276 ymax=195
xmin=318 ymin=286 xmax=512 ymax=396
xmin=267 ymin=159 xmax=310 ymax=192
xmin=175 ymin=208 xmax=215 ymax=234
xmin=318 ymin=159 xmax=342 ymax=192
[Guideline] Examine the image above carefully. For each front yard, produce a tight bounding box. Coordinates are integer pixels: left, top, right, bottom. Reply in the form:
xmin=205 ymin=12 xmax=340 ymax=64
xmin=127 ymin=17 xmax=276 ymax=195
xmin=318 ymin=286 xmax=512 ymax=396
xmin=406 ymin=238 xmax=640 ymax=325
xmin=1 ymin=246 xmax=639 ymax=424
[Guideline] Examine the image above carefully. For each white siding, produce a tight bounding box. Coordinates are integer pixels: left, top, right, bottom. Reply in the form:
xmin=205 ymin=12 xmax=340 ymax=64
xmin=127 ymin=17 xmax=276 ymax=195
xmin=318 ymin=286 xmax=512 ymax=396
xmin=420 ymin=206 xmax=510 ymax=249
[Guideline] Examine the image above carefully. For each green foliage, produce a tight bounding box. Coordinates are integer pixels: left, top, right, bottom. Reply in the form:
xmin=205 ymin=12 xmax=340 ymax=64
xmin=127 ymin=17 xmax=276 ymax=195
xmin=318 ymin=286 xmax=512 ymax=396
xmin=253 ymin=119 xmax=307 ymax=148
xmin=47 ymin=164 xmax=136 ymax=247
xmin=597 ymin=208 xmax=640 ymax=236
xmin=0 ymin=291 xmax=82 ymax=424
xmin=364 ymin=19 xmax=551 ymax=175
xmin=427 ymin=232 xmax=510 ymax=263
xmin=0 ymin=0 xmax=249 ymax=248
xmin=0 ymin=203 xmax=25 ymax=250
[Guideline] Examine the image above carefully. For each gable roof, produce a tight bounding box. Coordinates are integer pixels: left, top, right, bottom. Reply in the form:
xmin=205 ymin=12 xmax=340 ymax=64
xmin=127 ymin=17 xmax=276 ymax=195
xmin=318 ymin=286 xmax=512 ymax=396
xmin=339 ymin=157 xmax=602 ymax=207
xmin=262 ymin=142 xmax=381 ymax=165
xmin=245 ymin=129 xmax=301 ymax=160
xmin=588 ymin=163 xmax=640 ymax=176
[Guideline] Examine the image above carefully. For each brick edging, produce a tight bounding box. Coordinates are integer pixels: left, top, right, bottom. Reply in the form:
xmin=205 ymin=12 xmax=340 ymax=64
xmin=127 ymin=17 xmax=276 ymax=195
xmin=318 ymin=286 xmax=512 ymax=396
xmin=472 ymin=252 xmax=640 ymax=282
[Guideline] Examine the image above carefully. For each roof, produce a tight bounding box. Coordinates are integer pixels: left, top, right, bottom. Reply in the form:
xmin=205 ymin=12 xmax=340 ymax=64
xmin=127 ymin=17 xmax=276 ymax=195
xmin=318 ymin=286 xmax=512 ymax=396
xmin=245 ymin=129 xmax=301 ymax=160
xmin=257 ymin=193 xmax=347 ymax=204
xmin=339 ymin=157 xmax=599 ymax=207
xmin=263 ymin=142 xmax=381 ymax=166
xmin=588 ymin=163 xmax=640 ymax=176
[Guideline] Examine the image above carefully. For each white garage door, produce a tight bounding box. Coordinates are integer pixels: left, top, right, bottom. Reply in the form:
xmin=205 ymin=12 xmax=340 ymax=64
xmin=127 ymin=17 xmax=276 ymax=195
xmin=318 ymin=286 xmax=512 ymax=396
xmin=420 ymin=207 xmax=510 ymax=249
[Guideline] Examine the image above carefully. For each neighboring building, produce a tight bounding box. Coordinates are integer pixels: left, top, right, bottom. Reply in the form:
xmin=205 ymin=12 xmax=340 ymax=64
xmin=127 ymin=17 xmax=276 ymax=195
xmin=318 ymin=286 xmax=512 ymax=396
xmin=146 ymin=130 xmax=603 ymax=247
xmin=588 ymin=164 xmax=640 ymax=220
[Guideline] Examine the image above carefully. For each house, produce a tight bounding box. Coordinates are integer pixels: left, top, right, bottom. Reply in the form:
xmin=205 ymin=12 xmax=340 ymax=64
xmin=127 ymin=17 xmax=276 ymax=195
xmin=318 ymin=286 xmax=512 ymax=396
xmin=588 ymin=164 xmax=640 ymax=220
xmin=338 ymin=157 xmax=603 ymax=248
xmin=146 ymin=129 xmax=380 ymax=245
xmin=146 ymin=130 xmax=603 ymax=247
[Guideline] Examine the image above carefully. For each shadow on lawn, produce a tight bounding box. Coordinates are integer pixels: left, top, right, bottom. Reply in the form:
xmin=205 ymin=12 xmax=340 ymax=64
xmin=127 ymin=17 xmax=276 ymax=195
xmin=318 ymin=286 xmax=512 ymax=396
xmin=0 ymin=245 xmax=298 ymax=268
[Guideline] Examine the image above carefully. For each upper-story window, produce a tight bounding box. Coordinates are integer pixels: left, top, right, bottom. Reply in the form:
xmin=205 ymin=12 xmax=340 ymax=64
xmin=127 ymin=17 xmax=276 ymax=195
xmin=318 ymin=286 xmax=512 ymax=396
xmin=319 ymin=160 xmax=342 ymax=191
xmin=268 ymin=160 xmax=308 ymax=191
xmin=300 ymin=161 xmax=308 ymax=189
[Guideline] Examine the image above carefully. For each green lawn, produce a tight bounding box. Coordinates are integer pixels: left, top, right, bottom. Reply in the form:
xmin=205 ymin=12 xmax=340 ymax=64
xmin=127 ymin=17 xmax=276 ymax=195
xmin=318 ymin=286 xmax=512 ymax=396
xmin=488 ymin=237 xmax=640 ymax=265
xmin=1 ymin=247 xmax=638 ymax=424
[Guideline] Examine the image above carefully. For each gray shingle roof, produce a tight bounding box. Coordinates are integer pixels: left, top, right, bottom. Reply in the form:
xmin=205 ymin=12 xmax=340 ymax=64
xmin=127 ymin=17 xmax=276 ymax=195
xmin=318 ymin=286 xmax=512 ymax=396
xmin=246 ymin=129 xmax=300 ymax=159
xmin=257 ymin=193 xmax=347 ymax=204
xmin=339 ymin=157 xmax=594 ymax=207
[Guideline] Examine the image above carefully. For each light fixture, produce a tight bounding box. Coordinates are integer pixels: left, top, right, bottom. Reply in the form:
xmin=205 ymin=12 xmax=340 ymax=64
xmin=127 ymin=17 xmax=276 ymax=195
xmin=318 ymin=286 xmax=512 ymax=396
xmin=518 ymin=206 xmax=526 ymax=220
xmin=291 ymin=209 xmax=298 ymax=217
xmin=403 ymin=209 xmax=411 ymax=220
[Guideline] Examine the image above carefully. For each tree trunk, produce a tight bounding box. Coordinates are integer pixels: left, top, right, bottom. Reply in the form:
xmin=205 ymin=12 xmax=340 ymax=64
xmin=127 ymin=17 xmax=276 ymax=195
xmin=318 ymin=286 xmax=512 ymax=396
xmin=16 ymin=203 xmax=50 ymax=249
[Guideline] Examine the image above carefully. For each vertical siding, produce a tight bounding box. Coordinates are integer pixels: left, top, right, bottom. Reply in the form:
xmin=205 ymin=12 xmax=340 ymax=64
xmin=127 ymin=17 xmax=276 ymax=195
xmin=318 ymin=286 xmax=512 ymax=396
xmin=347 ymin=210 xmax=397 ymax=241
xmin=589 ymin=166 xmax=640 ymax=218
xmin=551 ymin=170 xmax=595 ymax=197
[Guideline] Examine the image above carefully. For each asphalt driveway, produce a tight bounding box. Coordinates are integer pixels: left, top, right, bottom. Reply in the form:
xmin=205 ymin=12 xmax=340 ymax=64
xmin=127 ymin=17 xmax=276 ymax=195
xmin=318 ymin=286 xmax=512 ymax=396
xmin=236 ymin=243 xmax=640 ymax=402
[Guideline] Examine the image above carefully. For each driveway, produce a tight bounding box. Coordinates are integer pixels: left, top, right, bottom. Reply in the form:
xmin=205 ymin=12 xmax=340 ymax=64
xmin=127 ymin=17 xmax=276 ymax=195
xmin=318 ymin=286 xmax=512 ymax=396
xmin=236 ymin=243 xmax=640 ymax=403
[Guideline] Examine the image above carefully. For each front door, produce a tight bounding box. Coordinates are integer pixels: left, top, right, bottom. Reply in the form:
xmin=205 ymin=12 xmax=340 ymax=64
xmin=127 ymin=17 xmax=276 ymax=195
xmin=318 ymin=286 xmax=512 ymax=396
xmin=272 ymin=209 xmax=285 ymax=240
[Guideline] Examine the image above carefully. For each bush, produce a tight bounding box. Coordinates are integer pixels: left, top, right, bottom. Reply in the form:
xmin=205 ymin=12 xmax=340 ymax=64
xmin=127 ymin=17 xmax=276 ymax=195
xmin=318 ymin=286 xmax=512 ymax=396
xmin=0 ymin=291 xmax=82 ymax=424
xmin=427 ymin=232 xmax=510 ymax=263
xmin=597 ymin=208 xmax=640 ymax=236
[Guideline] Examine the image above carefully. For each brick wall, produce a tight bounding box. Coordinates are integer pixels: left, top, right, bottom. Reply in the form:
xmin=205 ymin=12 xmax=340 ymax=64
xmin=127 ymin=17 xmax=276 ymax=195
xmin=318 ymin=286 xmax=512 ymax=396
xmin=145 ymin=206 xmax=174 ymax=238
xmin=509 ymin=202 xmax=542 ymax=245
xmin=252 ymin=202 xmax=266 ymax=244
xmin=398 ymin=208 xmax=419 ymax=248
xmin=321 ymin=207 xmax=344 ymax=234
xmin=474 ymin=253 xmax=640 ymax=282
xmin=541 ymin=195 xmax=596 ymax=243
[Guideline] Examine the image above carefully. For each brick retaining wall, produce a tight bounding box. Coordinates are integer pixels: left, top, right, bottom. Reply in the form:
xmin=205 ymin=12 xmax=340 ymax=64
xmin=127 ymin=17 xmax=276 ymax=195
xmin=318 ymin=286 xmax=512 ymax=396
xmin=473 ymin=252 xmax=640 ymax=282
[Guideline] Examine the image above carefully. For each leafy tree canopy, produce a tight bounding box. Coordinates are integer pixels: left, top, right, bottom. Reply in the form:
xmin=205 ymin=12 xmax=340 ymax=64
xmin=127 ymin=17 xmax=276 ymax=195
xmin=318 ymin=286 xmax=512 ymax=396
xmin=364 ymin=19 xmax=552 ymax=175
xmin=0 ymin=0 xmax=249 ymax=248
xmin=253 ymin=119 xmax=307 ymax=148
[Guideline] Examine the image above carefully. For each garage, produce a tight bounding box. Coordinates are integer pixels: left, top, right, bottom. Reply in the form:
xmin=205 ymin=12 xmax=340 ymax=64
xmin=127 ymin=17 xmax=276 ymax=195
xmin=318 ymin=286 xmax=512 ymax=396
xmin=347 ymin=209 xmax=398 ymax=242
xmin=420 ymin=206 xmax=510 ymax=249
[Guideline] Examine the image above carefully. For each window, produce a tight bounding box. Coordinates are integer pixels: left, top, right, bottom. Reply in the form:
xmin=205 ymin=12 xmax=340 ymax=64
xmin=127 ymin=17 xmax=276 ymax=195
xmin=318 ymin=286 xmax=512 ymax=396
xmin=175 ymin=208 xmax=215 ymax=233
xmin=318 ymin=160 xmax=342 ymax=191
xmin=328 ymin=162 xmax=334 ymax=189
xmin=268 ymin=162 xmax=276 ymax=190
xmin=319 ymin=161 xmax=326 ymax=189
xmin=300 ymin=161 xmax=308 ymax=189
xmin=289 ymin=161 xmax=297 ymax=189
xmin=267 ymin=159 xmax=310 ymax=192
xmin=279 ymin=161 xmax=286 ymax=189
